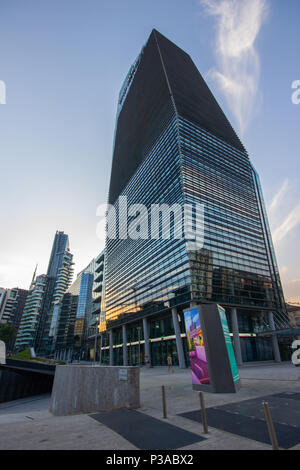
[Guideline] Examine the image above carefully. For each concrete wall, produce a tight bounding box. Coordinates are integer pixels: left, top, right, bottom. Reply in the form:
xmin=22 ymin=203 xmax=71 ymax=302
xmin=49 ymin=365 xmax=140 ymax=416
xmin=0 ymin=340 xmax=5 ymax=364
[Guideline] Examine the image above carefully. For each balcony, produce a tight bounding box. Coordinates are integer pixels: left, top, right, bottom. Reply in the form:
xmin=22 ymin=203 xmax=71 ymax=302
xmin=94 ymin=283 xmax=103 ymax=293
xmin=93 ymin=293 xmax=102 ymax=303
xmin=94 ymin=272 xmax=103 ymax=283
xmin=95 ymin=261 xmax=104 ymax=273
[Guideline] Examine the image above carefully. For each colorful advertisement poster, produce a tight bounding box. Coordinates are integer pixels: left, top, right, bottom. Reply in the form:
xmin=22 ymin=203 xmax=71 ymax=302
xmin=218 ymin=305 xmax=240 ymax=384
xmin=89 ymin=348 xmax=95 ymax=360
xmin=184 ymin=308 xmax=210 ymax=385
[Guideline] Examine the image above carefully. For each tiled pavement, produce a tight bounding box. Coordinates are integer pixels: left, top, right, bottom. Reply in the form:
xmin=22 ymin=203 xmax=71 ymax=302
xmin=0 ymin=363 xmax=299 ymax=450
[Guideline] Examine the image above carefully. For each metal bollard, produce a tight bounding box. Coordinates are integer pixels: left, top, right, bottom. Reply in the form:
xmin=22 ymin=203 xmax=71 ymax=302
xmin=199 ymin=392 xmax=209 ymax=434
xmin=162 ymin=385 xmax=167 ymax=419
xmin=263 ymin=401 xmax=279 ymax=450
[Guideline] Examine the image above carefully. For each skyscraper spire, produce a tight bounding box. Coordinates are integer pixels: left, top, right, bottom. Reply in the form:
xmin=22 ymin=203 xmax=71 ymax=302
xmin=30 ymin=263 xmax=38 ymax=288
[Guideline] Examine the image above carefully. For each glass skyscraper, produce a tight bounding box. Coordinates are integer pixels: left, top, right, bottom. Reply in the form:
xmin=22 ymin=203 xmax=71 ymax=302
xmin=91 ymin=250 xmax=105 ymax=326
xmin=51 ymin=261 xmax=95 ymax=361
xmin=0 ymin=287 xmax=29 ymax=352
xmin=15 ymin=275 xmax=48 ymax=350
xmin=102 ymin=30 xmax=288 ymax=366
xmin=35 ymin=231 xmax=74 ymax=355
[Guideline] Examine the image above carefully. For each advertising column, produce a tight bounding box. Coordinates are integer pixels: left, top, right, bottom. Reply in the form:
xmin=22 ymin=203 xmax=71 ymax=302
xmin=184 ymin=308 xmax=210 ymax=386
xmin=184 ymin=304 xmax=241 ymax=393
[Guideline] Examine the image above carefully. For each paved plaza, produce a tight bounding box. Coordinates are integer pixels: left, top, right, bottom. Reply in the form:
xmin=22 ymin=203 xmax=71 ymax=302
xmin=0 ymin=362 xmax=299 ymax=450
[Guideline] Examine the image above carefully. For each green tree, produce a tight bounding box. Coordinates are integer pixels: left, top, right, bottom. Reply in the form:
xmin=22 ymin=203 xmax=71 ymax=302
xmin=0 ymin=324 xmax=15 ymax=344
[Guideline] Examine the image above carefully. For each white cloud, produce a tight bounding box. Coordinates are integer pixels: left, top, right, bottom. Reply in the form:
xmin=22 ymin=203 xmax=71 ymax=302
xmin=201 ymin=0 xmax=268 ymax=135
xmin=280 ymin=266 xmax=288 ymax=274
xmin=269 ymin=178 xmax=289 ymax=213
xmin=287 ymin=278 xmax=300 ymax=284
xmin=272 ymin=202 xmax=300 ymax=244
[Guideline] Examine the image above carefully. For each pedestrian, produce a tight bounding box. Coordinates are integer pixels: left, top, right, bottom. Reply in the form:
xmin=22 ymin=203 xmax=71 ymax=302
xmin=167 ymin=354 xmax=173 ymax=373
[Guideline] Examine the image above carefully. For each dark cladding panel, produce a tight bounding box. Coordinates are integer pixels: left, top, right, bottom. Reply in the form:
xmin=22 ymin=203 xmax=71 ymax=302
xmin=153 ymin=30 xmax=245 ymax=153
xmin=108 ymin=29 xmax=246 ymax=205
xmin=108 ymin=33 xmax=175 ymax=205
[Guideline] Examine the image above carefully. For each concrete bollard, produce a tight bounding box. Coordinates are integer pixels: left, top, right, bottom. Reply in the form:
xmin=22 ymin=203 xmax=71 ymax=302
xmin=199 ymin=392 xmax=209 ymax=434
xmin=162 ymin=385 xmax=167 ymax=419
xmin=263 ymin=401 xmax=279 ymax=450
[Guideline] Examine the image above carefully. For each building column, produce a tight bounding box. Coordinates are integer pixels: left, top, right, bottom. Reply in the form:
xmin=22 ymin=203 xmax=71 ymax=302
xmin=93 ymin=333 xmax=98 ymax=362
xmin=122 ymin=324 xmax=128 ymax=366
xmin=109 ymin=329 xmax=114 ymax=366
xmin=171 ymin=307 xmax=186 ymax=368
xmin=143 ymin=317 xmax=151 ymax=366
xmin=268 ymin=311 xmax=281 ymax=363
xmin=99 ymin=334 xmax=103 ymax=365
xmin=231 ymin=308 xmax=243 ymax=366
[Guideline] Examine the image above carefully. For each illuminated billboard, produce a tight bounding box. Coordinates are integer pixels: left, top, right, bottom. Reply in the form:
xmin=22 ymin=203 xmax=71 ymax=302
xmin=184 ymin=304 xmax=241 ymax=393
xmin=184 ymin=308 xmax=210 ymax=385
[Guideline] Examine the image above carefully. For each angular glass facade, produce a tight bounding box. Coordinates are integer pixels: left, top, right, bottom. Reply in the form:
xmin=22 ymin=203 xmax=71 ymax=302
xmin=36 ymin=231 xmax=74 ymax=355
xmin=105 ymin=116 xmax=189 ymax=324
xmin=51 ymin=264 xmax=95 ymax=360
xmin=103 ymin=30 xmax=287 ymax=365
xmin=180 ymin=117 xmax=277 ymax=308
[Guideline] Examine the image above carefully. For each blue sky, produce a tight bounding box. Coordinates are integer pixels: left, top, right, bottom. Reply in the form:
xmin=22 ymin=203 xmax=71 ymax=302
xmin=0 ymin=0 xmax=299 ymax=302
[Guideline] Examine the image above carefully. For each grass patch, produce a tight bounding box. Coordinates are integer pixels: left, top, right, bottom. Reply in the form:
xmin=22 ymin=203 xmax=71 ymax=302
xmin=10 ymin=349 xmax=66 ymax=365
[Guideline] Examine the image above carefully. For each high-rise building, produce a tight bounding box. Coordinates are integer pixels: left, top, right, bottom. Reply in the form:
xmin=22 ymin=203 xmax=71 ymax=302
xmin=14 ymin=231 xmax=74 ymax=355
xmin=51 ymin=260 xmax=95 ymax=360
xmin=0 ymin=288 xmax=20 ymax=324
xmin=35 ymin=231 xmax=74 ymax=355
xmin=102 ymin=30 xmax=288 ymax=367
xmin=0 ymin=288 xmax=6 ymax=318
xmin=15 ymin=275 xmax=48 ymax=350
xmin=73 ymin=272 xmax=94 ymax=355
xmin=47 ymin=231 xmax=71 ymax=278
xmin=0 ymin=287 xmax=29 ymax=351
xmin=51 ymin=274 xmax=82 ymax=360
xmin=86 ymin=250 xmax=106 ymax=361
xmin=91 ymin=250 xmax=105 ymax=325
